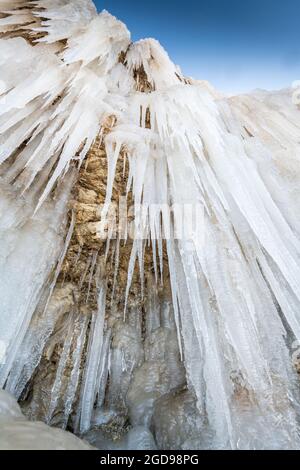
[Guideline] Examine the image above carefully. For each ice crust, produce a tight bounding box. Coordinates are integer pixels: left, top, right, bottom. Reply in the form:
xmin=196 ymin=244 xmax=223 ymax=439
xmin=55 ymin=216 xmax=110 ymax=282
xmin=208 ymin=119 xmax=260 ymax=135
xmin=0 ymin=1 xmax=300 ymax=450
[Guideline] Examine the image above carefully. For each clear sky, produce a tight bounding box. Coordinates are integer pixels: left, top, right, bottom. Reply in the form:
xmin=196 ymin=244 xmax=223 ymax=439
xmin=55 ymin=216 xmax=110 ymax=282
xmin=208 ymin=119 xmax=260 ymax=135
xmin=94 ymin=0 xmax=300 ymax=93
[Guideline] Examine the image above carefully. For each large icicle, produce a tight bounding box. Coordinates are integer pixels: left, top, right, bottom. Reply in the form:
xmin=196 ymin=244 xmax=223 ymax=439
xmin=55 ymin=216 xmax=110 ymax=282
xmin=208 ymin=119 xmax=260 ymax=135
xmin=78 ymin=281 xmax=107 ymax=434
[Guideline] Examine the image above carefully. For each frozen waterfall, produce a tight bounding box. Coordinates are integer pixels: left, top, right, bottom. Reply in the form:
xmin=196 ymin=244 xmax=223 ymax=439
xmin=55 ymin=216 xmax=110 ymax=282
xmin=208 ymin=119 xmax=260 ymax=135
xmin=0 ymin=0 xmax=300 ymax=450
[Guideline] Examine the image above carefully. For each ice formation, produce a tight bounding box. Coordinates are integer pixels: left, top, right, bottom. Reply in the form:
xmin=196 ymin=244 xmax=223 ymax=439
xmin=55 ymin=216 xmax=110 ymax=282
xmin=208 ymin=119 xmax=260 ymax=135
xmin=0 ymin=0 xmax=300 ymax=450
xmin=0 ymin=389 xmax=92 ymax=450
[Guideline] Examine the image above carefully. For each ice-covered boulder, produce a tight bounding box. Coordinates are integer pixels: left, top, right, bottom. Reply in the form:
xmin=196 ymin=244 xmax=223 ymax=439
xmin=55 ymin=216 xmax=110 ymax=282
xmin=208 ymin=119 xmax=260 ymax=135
xmin=0 ymin=390 xmax=92 ymax=450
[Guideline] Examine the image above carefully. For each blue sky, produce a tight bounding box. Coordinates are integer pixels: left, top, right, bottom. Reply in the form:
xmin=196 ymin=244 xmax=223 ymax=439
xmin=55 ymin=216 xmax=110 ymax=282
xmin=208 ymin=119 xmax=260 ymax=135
xmin=95 ymin=0 xmax=300 ymax=93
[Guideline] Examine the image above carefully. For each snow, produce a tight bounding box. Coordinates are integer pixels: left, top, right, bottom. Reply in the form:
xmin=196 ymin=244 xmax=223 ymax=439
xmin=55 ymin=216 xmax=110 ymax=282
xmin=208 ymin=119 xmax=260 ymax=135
xmin=0 ymin=0 xmax=300 ymax=450
xmin=125 ymin=38 xmax=183 ymax=90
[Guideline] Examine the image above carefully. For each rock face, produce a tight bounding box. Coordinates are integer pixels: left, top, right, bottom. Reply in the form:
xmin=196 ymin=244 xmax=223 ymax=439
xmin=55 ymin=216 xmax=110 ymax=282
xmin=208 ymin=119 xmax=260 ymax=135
xmin=1 ymin=1 xmax=300 ymax=451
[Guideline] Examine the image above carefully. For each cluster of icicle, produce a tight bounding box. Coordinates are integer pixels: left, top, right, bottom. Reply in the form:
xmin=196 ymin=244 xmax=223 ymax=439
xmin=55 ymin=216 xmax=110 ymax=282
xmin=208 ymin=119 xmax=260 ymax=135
xmin=0 ymin=0 xmax=300 ymax=449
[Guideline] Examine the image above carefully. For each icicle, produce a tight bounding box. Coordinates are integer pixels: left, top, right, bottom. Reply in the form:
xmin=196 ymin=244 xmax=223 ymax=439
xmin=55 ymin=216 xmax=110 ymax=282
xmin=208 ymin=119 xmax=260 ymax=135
xmin=95 ymin=329 xmax=112 ymax=409
xmin=62 ymin=313 xmax=89 ymax=430
xmin=145 ymin=274 xmax=161 ymax=336
xmin=0 ymin=1 xmax=97 ymax=42
xmin=124 ymin=241 xmax=139 ymax=318
xmin=111 ymin=237 xmax=121 ymax=305
xmin=46 ymin=312 xmax=75 ymax=425
xmin=166 ymin=240 xmax=183 ymax=360
xmin=104 ymin=220 xmax=116 ymax=264
xmin=5 ymin=297 xmax=60 ymax=399
xmin=125 ymin=38 xmax=182 ymax=90
xmin=43 ymin=211 xmax=75 ymax=315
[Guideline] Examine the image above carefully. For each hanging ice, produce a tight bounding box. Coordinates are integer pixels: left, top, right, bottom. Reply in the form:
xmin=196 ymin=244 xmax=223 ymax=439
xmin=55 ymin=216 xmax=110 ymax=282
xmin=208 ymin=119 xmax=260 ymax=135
xmin=0 ymin=0 xmax=300 ymax=450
